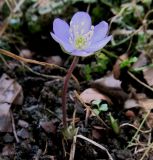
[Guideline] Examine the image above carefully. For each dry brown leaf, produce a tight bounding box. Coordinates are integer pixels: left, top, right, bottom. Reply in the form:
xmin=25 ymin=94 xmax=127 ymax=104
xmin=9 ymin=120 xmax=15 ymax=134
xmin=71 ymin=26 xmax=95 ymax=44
xmin=113 ymin=53 xmax=128 ymax=79
xmin=91 ymin=73 xmax=128 ymax=106
xmin=40 ymin=121 xmax=56 ymax=134
xmin=80 ymin=88 xmax=112 ymax=104
xmin=143 ymin=67 xmax=153 ymax=87
xmin=92 ymin=128 xmax=102 ymax=140
xmin=146 ymin=113 xmax=153 ymax=128
xmin=46 ymin=56 xmax=63 ymax=66
xmin=93 ymin=73 xmax=121 ymax=88
xmin=124 ymin=99 xmax=140 ymax=109
xmin=2 ymin=144 xmax=15 ymax=156
xmin=132 ymin=53 xmax=148 ymax=69
xmin=139 ymin=99 xmax=153 ymax=111
xmin=0 ymin=74 xmax=23 ymax=132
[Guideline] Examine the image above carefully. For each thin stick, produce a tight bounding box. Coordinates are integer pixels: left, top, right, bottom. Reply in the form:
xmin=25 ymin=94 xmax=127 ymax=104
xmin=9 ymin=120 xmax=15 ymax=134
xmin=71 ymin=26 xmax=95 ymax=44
xmin=23 ymin=63 xmax=63 ymax=80
xmin=127 ymin=111 xmax=150 ymax=148
xmin=0 ymin=49 xmax=65 ymax=70
xmin=76 ymin=135 xmax=113 ymax=160
xmin=120 ymin=123 xmax=151 ymax=134
xmin=140 ymin=141 xmax=153 ymax=160
xmin=10 ymin=110 xmax=19 ymax=143
xmin=128 ymin=71 xmax=153 ymax=92
xmin=0 ymin=49 xmax=79 ymax=86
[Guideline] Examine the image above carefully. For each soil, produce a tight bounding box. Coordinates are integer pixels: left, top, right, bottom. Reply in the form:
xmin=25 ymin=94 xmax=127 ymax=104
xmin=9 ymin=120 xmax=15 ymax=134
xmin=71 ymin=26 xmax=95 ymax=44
xmin=0 ymin=58 xmax=152 ymax=160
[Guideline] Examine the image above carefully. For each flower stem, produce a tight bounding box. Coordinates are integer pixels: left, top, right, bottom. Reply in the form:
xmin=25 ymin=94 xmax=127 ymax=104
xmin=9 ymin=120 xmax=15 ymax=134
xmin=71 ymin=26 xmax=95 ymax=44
xmin=62 ymin=56 xmax=79 ymax=128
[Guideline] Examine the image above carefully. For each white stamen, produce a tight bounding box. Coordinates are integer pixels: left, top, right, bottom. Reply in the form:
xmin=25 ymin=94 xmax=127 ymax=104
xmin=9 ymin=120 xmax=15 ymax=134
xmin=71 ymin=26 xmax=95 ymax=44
xmin=69 ymin=23 xmax=95 ymax=50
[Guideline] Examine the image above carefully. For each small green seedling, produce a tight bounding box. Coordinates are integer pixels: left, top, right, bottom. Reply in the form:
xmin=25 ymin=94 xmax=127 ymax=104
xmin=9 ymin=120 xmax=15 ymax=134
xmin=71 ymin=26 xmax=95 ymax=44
xmin=120 ymin=57 xmax=137 ymax=69
xmin=92 ymin=99 xmax=108 ymax=116
xmin=62 ymin=125 xmax=77 ymax=140
xmin=109 ymin=113 xmax=120 ymax=135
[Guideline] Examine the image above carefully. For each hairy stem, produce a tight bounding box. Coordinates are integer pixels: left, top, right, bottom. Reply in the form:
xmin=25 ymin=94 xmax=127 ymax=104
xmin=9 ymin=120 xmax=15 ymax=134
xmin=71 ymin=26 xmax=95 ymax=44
xmin=62 ymin=56 xmax=79 ymax=128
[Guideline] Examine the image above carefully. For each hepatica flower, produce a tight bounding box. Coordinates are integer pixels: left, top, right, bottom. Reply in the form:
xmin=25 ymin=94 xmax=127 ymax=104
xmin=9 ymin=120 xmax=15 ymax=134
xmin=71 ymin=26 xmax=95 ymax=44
xmin=51 ymin=11 xmax=112 ymax=57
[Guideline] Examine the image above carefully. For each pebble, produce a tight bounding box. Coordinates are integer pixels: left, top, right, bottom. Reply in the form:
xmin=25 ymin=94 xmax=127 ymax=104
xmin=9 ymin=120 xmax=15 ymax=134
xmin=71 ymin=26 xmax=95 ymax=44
xmin=3 ymin=133 xmax=14 ymax=143
xmin=18 ymin=120 xmax=29 ymax=128
xmin=17 ymin=128 xmax=30 ymax=139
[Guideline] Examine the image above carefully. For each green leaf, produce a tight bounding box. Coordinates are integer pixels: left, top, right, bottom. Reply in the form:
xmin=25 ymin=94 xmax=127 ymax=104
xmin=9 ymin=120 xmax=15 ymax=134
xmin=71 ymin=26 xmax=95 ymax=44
xmin=99 ymin=103 xmax=108 ymax=111
xmin=91 ymin=99 xmax=102 ymax=107
xmin=62 ymin=125 xmax=77 ymax=140
xmin=120 ymin=57 xmax=137 ymax=69
xmin=93 ymin=109 xmax=100 ymax=115
xmin=109 ymin=113 xmax=120 ymax=135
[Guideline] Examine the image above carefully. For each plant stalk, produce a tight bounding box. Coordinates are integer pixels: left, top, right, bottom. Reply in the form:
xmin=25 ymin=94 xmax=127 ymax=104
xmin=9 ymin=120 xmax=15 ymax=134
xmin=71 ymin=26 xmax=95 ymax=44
xmin=62 ymin=56 xmax=79 ymax=128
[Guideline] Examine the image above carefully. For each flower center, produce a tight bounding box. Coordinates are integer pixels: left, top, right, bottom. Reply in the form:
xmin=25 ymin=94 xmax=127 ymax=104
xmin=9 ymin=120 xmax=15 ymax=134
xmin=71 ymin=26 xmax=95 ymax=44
xmin=75 ymin=36 xmax=86 ymax=49
xmin=69 ymin=22 xmax=94 ymax=50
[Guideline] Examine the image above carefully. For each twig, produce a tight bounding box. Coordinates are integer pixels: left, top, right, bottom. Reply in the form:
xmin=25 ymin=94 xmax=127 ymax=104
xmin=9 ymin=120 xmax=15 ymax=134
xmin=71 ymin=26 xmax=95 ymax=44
xmin=45 ymin=108 xmax=61 ymax=122
xmin=127 ymin=71 xmax=153 ymax=93
xmin=112 ymin=29 xmax=153 ymax=36
xmin=120 ymin=123 xmax=151 ymax=134
xmin=0 ymin=54 xmax=11 ymax=69
xmin=23 ymin=63 xmax=63 ymax=80
xmin=0 ymin=49 xmax=79 ymax=87
xmin=10 ymin=110 xmax=19 ymax=143
xmin=76 ymin=135 xmax=114 ymax=160
xmin=127 ymin=111 xmax=150 ymax=148
xmin=42 ymin=139 xmax=48 ymax=155
xmin=140 ymin=141 xmax=153 ymax=160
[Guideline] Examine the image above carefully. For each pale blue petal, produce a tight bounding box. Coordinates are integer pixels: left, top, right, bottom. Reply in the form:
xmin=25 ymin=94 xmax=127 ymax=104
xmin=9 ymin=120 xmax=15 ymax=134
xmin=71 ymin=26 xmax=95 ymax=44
xmin=92 ymin=21 xmax=108 ymax=43
xmin=51 ymin=32 xmax=74 ymax=52
xmin=70 ymin=12 xmax=91 ymax=34
xmin=53 ymin=18 xmax=70 ymax=41
xmin=86 ymin=36 xmax=112 ymax=52
xmin=71 ymin=50 xmax=93 ymax=57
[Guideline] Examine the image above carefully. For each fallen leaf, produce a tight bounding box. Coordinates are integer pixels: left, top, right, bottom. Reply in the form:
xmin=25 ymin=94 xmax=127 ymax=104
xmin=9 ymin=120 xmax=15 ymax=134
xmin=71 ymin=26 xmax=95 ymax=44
xmin=124 ymin=99 xmax=140 ymax=109
xmin=146 ymin=113 xmax=153 ymax=128
xmin=93 ymin=73 xmax=121 ymax=88
xmin=113 ymin=54 xmax=128 ymax=79
xmin=40 ymin=121 xmax=56 ymax=134
xmin=132 ymin=53 xmax=148 ymax=69
xmin=80 ymin=88 xmax=112 ymax=104
xmin=0 ymin=74 xmax=23 ymax=132
xmin=2 ymin=144 xmax=15 ymax=156
xmin=143 ymin=67 xmax=153 ymax=87
xmin=139 ymin=99 xmax=153 ymax=111
xmin=46 ymin=56 xmax=63 ymax=66
xmin=92 ymin=126 xmax=105 ymax=139
xmin=92 ymin=73 xmax=128 ymax=106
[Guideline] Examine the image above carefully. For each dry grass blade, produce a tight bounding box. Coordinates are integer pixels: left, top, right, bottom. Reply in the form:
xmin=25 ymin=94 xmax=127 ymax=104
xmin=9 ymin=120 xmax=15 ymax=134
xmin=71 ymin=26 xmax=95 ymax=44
xmin=128 ymin=71 xmax=153 ymax=93
xmin=127 ymin=111 xmax=150 ymax=148
xmin=0 ymin=49 xmax=79 ymax=87
xmin=76 ymin=135 xmax=113 ymax=160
